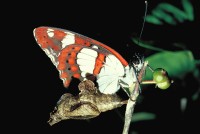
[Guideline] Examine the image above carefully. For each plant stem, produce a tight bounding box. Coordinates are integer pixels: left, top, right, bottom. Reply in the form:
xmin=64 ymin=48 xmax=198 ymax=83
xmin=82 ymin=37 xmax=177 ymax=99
xmin=141 ymin=80 xmax=156 ymax=84
xmin=122 ymin=99 xmax=137 ymax=134
xmin=122 ymin=61 xmax=148 ymax=134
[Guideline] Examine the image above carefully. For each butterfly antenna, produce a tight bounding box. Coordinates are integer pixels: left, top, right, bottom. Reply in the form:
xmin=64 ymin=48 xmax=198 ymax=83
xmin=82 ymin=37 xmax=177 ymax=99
xmin=138 ymin=1 xmax=148 ymax=45
xmin=135 ymin=1 xmax=148 ymax=94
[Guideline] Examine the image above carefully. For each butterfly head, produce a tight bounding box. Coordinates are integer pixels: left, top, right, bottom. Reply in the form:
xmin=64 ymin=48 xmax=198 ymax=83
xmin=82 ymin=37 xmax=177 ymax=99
xmin=118 ymin=54 xmax=144 ymax=94
xmin=129 ymin=53 xmax=144 ymax=73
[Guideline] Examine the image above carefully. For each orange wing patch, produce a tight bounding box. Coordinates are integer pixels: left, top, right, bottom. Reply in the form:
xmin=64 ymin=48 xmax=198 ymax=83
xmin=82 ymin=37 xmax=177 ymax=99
xmin=93 ymin=53 xmax=106 ymax=75
xmin=57 ymin=45 xmax=83 ymax=87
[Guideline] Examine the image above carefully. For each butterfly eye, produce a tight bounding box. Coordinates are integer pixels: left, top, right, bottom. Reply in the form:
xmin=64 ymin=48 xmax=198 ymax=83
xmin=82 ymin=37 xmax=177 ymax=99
xmin=68 ymin=68 xmax=71 ymax=70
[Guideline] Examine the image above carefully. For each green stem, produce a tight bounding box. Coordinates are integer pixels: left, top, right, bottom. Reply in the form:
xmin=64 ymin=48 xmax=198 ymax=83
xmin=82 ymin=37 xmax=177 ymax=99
xmin=141 ymin=80 xmax=156 ymax=84
xmin=147 ymin=64 xmax=154 ymax=72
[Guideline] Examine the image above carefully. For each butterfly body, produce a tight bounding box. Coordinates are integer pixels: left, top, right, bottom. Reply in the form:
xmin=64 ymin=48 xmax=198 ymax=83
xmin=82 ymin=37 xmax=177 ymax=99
xmin=33 ymin=27 xmax=139 ymax=94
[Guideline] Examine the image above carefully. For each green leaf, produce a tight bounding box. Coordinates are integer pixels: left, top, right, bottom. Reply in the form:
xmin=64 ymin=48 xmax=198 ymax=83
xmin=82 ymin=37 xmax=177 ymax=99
xmin=131 ymin=131 xmax=138 ymax=134
xmin=182 ymin=0 xmax=194 ymax=21
xmin=144 ymin=51 xmax=196 ymax=80
xmin=146 ymin=0 xmax=194 ymax=25
xmin=131 ymin=38 xmax=166 ymax=52
xmin=131 ymin=112 xmax=156 ymax=122
xmin=180 ymin=97 xmax=187 ymax=112
xmin=145 ymin=15 xmax=163 ymax=25
xmin=152 ymin=8 xmax=177 ymax=25
xmin=192 ymin=90 xmax=200 ymax=101
xmin=158 ymin=3 xmax=188 ymax=22
xmin=193 ymin=68 xmax=200 ymax=79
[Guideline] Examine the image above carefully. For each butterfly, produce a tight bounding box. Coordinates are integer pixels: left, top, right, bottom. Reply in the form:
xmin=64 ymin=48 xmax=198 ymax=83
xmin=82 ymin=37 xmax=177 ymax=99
xmin=33 ymin=27 xmax=143 ymax=94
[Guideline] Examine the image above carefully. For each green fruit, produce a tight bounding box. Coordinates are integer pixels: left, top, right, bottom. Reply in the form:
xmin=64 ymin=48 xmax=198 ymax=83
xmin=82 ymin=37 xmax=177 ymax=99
xmin=157 ymin=79 xmax=171 ymax=90
xmin=153 ymin=68 xmax=168 ymax=83
xmin=152 ymin=68 xmax=171 ymax=90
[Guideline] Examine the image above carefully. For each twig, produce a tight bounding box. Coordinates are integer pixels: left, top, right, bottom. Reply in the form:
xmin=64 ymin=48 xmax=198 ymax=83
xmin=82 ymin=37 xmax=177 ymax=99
xmin=122 ymin=61 xmax=148 ymax=134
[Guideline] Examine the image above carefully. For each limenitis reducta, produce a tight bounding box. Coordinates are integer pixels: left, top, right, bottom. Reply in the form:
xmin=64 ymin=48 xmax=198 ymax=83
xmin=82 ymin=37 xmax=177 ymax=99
xmin=33 ymin=27 xmax=143 ymax=94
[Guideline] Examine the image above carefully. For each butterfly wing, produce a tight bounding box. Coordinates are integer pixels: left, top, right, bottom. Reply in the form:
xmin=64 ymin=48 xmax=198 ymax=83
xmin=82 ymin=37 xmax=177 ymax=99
xmin=33 ymin=26 xmax=131 ymax=94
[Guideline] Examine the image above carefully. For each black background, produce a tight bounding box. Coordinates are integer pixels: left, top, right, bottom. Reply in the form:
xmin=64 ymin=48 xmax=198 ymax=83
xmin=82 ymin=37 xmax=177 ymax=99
xmin=3 ymin=0 xmax=199 ymax=133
